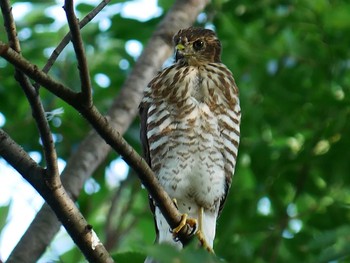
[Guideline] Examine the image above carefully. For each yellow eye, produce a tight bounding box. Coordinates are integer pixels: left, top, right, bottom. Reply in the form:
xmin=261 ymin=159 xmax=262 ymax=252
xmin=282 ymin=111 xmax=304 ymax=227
xmin=193 ymin=40 xmax=204 ymax=51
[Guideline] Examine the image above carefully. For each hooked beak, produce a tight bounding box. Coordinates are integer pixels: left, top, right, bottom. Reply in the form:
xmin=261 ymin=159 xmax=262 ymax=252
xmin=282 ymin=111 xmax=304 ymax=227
xmin=175 ymin=43 xmax=187 ymax=61
xmin=175 ymin=43 xmax=185 ymax=51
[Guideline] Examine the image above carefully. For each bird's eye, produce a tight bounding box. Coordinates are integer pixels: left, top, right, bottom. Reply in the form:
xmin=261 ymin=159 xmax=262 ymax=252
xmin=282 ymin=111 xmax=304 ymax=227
xmin=193 ymin=40 xmax=204 ymax=51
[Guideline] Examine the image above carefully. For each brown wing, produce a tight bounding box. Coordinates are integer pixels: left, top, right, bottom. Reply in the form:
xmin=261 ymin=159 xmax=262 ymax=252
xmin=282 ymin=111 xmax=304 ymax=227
xmin=139 ymin=100 xmax=159 ymax=242
xmin=217 ymin=110 xmax=240 ymax=218
xmin=215 ymin=65 xmax=241 ymax=217
xmin=139 ymin=101 xmax=151 ymax=167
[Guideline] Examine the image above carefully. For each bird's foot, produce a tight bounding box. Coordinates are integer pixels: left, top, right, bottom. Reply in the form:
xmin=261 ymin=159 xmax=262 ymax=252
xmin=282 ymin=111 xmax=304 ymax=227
xmin=172 ymin=213 xmax=197 ymax=240
xmin=196 ymin=230 xmax=214 ymax=253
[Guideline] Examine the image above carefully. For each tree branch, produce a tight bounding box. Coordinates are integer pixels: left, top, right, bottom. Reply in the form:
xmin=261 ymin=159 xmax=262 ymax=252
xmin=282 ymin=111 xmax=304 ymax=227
xmin=5 ymin=0 xmax=210 ymax=261
xmin=0 ymin=37 xmax=186 ymax=232
xmin=0 ymin=1 xmax=112 ymax=261
xmin=64 ymin=0 xmax=93 ymax=105
xmin=0 ymin=0 xmax=59 ymax=181
xmin=0 ymin=34 xmax=192 ymax=242
xmin=0 ymin=129 xmax=114 ymax=263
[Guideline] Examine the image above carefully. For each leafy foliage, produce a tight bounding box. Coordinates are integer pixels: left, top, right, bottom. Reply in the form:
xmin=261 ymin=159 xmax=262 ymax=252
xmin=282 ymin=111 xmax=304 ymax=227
xmin=1 ymin=0 xmax=350 ymax=262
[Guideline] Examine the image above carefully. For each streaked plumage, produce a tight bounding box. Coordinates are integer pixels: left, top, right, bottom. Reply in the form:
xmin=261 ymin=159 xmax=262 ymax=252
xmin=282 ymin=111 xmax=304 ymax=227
xmin=140 ymin=27 xmax=241 ymax=254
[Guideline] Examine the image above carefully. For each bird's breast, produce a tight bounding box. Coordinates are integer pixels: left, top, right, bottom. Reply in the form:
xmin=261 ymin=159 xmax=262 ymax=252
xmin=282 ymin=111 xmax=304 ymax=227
xmin=149 ymin=100 xmax=226 ymax=209
xmin=145 ymin=63 xmax=239 ymax=209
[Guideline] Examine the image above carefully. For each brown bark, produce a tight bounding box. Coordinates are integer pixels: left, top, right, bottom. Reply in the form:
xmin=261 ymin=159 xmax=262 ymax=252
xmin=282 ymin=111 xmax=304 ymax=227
xmin=1 ymin=0 xmax=210 ymax=262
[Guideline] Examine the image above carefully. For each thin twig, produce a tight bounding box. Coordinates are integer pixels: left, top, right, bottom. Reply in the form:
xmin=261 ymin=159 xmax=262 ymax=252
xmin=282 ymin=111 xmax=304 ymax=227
xmin=0 ymin=0 xmax=21 ymax=52
xmin=64 ymin=0 xmax=93 ymax=105
xmin=104 ymin=178 xmax=149 ymax=251
xmin=40 ymin=0 xmax=111 ymax=76
xmin=116 ymin=179 xmax=140 ymax=231
xmin=15 ymin=74 xmax=60 ymax=182
xmin=0 ymin=0 xmax=59 ymax=181
xmin=105 ymin=179 xmax=127 ymax=238
xmin=104 ymin=178 xmax=132 ymax=250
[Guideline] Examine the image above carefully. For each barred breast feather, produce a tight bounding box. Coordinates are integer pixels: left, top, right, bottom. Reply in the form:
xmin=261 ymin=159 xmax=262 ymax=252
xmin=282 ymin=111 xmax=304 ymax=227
xmin=141 ymin=62 xmax=240 ymax=211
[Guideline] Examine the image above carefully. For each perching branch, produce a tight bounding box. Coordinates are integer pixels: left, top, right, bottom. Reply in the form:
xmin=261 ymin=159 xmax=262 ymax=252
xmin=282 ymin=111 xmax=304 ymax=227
xmin=64 ymin=0 xmax=93 ymax=105
xmin=4 ymin=0 xmax=210 ymax=261
xmin=0 ymin=0 xmax=210 ymax=240
xmin=0 ymin=129 xmax=114 ymax=263
xmin=0 ymin=38 xmax=189 ymax=236
xmin=1 ymin=39 xmax=190 ymax=243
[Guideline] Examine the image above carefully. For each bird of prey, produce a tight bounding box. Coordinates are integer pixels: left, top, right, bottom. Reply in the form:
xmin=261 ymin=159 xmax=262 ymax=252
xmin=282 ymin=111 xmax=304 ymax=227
xmin=140 ymin=27 xmax=241 ymax=254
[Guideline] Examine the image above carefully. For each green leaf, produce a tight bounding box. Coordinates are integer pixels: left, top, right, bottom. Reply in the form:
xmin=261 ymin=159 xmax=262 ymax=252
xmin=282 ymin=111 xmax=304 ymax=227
xmin=0 ymin=204 xmax=10 ymax=232
xmin=112 ymin=251 xmax=146 ymax=263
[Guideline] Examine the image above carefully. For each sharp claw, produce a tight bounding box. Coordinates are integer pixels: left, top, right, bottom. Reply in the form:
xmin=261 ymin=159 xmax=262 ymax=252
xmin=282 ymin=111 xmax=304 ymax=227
xmin=172 ymin=214 xmax=188 ymax=234
xmin=171 ymin=214 xmax=197 ymax=241
xmin=188 ymin=224 xmax=197 ymax=236
xmin=172 ymin=198 xmax=179 ymax=209
xmin=169 ymin=205 xmax=215 ymax=253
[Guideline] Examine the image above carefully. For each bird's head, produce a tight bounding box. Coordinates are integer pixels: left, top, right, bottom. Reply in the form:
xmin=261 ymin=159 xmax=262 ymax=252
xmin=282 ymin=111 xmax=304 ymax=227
xmin=173 ymin=27 xmax=222 ymax=66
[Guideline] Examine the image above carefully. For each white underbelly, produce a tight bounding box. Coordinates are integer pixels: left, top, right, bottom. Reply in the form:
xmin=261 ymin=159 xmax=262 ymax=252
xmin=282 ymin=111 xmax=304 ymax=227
xmin=157 ymin=115 xmax=226 ymax=209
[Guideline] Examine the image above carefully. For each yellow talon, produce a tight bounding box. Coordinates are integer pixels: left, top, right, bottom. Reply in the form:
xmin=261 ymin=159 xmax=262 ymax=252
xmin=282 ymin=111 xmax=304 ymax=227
xmin=173 ymin=213 xmax=188 ymax=235
xmin=196 ymin=207 xmax=215 ymax=253
xmin=171 ymin=199 xmax=197 ymax=238
xmin=171 ymin=199 xmax=211 ymax=251
xmin=172 ymin=213 xmax=197 ymax=237
xmin=196 ymin=230 xmax=214 ymax=253
xmin=171 ymin=204 xmax=216 ymax=253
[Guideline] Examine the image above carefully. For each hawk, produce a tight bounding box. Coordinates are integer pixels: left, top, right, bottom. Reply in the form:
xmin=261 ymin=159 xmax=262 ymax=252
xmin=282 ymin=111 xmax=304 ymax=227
xmin=140 ymin=27 xmax=241 ymax=254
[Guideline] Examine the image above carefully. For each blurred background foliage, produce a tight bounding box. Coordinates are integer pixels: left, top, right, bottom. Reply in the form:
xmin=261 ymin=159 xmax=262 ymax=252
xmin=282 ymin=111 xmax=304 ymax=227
xmin=0 ymin=0 xmax=350 ymax=262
